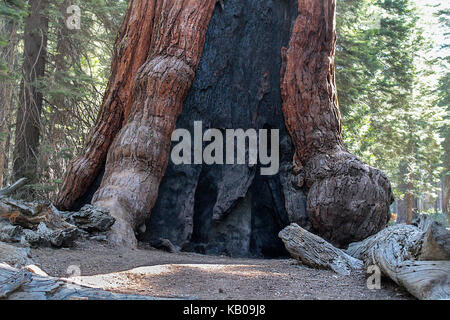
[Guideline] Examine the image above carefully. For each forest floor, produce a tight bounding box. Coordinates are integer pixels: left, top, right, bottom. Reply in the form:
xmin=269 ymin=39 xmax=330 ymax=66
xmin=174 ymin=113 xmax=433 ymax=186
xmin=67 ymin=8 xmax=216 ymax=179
xmin=27 ymin=239 xmax=414 ymax=300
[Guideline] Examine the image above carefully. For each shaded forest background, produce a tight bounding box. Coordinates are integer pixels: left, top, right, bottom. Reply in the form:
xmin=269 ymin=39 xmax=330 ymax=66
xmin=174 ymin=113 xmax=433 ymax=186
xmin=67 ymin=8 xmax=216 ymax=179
xmin=0 ymin=0 xmax=449 ymax=225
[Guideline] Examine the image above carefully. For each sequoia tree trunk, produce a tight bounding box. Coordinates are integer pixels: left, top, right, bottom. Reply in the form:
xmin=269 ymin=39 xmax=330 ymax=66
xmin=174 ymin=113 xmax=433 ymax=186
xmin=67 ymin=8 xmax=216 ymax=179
xmin=92 ymin=0 xmax=216 ymax=246
xmin=57 ymin=0 xmax=217 ymax=246
xmin=57 ymin=0 xmax=394 ymax=249
xmin=55 ymin=0 xmax=157 ymax=210
xmin=12 ymin=0 xmax=49 ymax=191
xmin=280 ymin=0 xmax=394 ymax=247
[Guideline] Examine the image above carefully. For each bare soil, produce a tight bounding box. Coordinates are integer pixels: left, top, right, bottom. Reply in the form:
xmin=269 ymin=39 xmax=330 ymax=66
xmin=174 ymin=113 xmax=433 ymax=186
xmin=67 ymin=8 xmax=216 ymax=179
xmin=29 ymin=239 xmax=413 ymax=300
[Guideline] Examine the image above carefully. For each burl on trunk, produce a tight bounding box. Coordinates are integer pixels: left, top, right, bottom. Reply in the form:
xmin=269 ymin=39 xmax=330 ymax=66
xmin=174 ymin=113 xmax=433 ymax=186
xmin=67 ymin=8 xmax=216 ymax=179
xmin=281 ymin=0 xmax=393 ymax=247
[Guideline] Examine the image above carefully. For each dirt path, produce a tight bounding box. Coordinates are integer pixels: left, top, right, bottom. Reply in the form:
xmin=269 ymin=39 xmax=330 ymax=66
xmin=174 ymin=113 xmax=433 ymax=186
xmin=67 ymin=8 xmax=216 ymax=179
xmin=29 ymin=240 xmax=413 ymax=300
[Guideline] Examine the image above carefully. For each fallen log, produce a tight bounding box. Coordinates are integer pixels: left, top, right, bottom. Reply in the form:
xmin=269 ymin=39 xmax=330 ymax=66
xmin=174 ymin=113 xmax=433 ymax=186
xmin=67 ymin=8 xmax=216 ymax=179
xmin=0 ymin=221 xmax=22 ymax=243
xmin=0 ymin=190 xmax=116 ymax=247
xmin=63 ymin=205 xmax=115 ymax=233
xmin=418 ymin=220 xmax=450 ymax=261
xmin=0 ymin=200 xmax=79 ymax=247
xmin=278 ymin=223 xmax=363 ymax=275
xmin=0 ymin=263 xmax=164 ymax=300
xmin=0 ymin=242 xmax=33 ymax=268
xmin=391 ymin=260 xmax=450 ymax=300
xmin=346 ymin=218 xmax=450 ymax=300
xmin=1 ymin=198 xmax=49 ymax=217
xmin=0 ymin=178 xmax=28 ymax=198
xmin=0 ymin=269 xmax=32 ymax=298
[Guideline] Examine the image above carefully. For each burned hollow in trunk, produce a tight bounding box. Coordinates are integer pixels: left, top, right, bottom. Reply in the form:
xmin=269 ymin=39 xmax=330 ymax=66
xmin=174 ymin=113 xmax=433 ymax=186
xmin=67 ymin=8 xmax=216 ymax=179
xmin=57 ymin=0 xmax=393 ymax=257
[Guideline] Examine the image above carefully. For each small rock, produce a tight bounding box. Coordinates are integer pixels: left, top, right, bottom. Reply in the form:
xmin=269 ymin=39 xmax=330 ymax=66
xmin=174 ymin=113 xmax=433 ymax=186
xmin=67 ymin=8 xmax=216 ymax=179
xmin=90 ymin=235 xmax=108 ymax=242
xmin=149 ymin=238 xmax=178 ymax=253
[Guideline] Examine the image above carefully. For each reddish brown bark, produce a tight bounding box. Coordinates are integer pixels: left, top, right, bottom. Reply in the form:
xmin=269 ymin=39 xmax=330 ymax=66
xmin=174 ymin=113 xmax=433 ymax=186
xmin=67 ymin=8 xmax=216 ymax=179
xmin=281 ymin=0 xmax=394 ymax=247
xmin=89 ymin=0 xmax=216 ymax=246
xmin=55 ymin=0 xmax=157 ymax=210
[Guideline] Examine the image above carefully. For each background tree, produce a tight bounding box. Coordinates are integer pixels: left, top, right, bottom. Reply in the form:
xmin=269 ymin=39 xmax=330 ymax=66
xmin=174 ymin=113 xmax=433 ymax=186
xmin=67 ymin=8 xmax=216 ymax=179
xmin=0 ymin=0 xmax=126 ymax=198
xmin=0 ymin=0 xmax=27 ymax=187
xmin=281 ymin=0 xmax=393 ymax=246
xmin=12 ymin=0 xmax=49 ymax=195
xmin=336 ymin=0 xmax=448 ymax=224
xmin=436 ymin=7 xmax=449 ymax=220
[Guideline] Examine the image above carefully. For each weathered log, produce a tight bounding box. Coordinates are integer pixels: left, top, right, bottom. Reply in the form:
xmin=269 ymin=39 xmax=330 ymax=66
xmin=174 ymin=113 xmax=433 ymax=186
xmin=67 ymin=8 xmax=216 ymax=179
xmin=391 ymin=260 xmax=450 ymax=300
xmin=90 ymin=0 xmax=217 ymax=247
xmin=280 ymin=0 xmax=393 ymax=247
xmin=0 ymin=178 xmax=28 ymax=198
xmin=63 ymin=205 xmax=115 ymax=233
xmin=34 ymin=222 xmax=79 ymax=247
xmin=0 ymin=242 xmax=33 ymax=267
xmin=0 ymin=220 xmax=23 ymax=242
xmin=0 ymin=263 xmax=163 ymax=300
xmin=0 ymin=197 xmax=48 ymax=217
xmin=0 ymin=199 xmax=79 ymax=247
xmin=346 ymin=224 xmax=424 ymax=261
xmin=416 ymin=219 xmax=450 ymax=261
xmin=346 ymin=220 xmax=450 ymax=300
xmin=0 ymin=198 xmax=114 ymax=247
xmin=0 ymin=269 xmax=32 ymax=299
xmin=279 ymin=223 xmax=363 ymax=275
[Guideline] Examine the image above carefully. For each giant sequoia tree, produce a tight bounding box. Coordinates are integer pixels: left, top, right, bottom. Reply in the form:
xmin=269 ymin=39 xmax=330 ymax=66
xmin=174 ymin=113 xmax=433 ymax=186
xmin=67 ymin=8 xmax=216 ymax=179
xmin=56 ymin=0 xmax=393 ymax=250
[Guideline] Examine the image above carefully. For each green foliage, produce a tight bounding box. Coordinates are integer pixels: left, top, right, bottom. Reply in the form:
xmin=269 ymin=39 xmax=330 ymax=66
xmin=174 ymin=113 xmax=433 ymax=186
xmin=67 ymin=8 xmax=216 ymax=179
xmin=436 ymin=8 xmax=450 ymax=185
xmin=337 ymin=0 xmax=448 ymax=206
xmin=0 ymin=0 xmax=27 ymax=20
xmin=31 ymin=0 xmax=127 ymax=198
xmin=0 ymin=0 xmax=127 ymax=198
xmin=0 ymin=0 xmax=26 ymax=81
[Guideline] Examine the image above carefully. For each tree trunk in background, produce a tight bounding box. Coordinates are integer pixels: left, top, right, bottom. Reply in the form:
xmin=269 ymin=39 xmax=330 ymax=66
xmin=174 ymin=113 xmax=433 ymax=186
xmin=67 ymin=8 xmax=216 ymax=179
xmin=444 ymin=177 xmax=450 ymax=221
xmin=0 ymin=20 xmax=18 ymax=187
xmin=55 ymin=0 xmax=158 ymax=210
xmin=396 ymin=199 xmax=407 ymax=223
xmin=443 ymin=134 xmax=450 ymax=221
xmin=12 ymin=0 xmax=49 ymax=192
xmin=54 ymin=0 xmax=70 ymax=95
xmin=42 ymin=0 xmax=72 ymax=183
xmin=280 ymin=0 xmax=394 ymax=247
xmin=405 ymin=190 xmax=414 ymax=224
xmin=405 ymin=170 xmax=415 ymax=224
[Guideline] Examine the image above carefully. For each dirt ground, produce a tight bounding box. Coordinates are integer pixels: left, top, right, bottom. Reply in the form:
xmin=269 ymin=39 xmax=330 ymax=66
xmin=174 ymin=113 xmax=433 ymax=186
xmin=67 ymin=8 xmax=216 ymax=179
xmin=28 ymin=239 xmax=413 ymax=300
